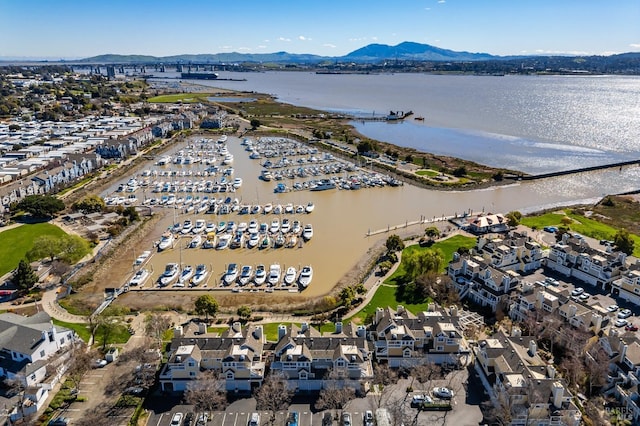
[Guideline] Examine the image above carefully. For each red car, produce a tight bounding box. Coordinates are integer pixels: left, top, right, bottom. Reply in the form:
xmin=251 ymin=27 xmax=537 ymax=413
xmin=626 ymin=324 xmax=638 ymax=332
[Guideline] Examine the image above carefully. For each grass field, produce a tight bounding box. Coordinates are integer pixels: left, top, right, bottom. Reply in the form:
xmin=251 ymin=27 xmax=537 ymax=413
xmin=147 ymin=93 xmax=214 ymax=103
xmin=415 ymin=169 xmax=440 ymax=177
xmin=53 ymin=319 xmax=92 ymax=342
xmin=0 ymin=223 xmax=66 ymax=276
xmin=263 ymin=322 xmax=300 ymax=342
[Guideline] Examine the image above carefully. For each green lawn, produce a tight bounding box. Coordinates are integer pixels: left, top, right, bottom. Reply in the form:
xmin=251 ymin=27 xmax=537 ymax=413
xmin=147 ymin=93 xmax=213 ymax=103
xmin=0 ymin=223 xmax=66 ymax=275
xmin=416 ymin=169 xmax=440 ymax=177
xmin=263 ymin=322 xmax=300 ymax=342
xmin=207 ymin=326 xmax=229 ymax=335
xmin=519 ymin=213 xmax=566 ymax=229
xmin=53 ymin=319 xmax=92 ymax=343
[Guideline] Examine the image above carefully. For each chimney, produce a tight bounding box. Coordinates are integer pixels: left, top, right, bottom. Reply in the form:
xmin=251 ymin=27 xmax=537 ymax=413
xmin=592 ymin=313 xmax=603 ymax=334
xmin=569 ymin=304 xmax=577 ymax=317
xmin=253 ymin=325 xmax=263 ymax=341
xmin=356 ymin=325 xmax=366 ymax=338
xmin=551 ymin=382 xmax=564 ymax=408
xmin=198 ymin=322 xmax=206 ymax=334
xmin=619 ymin=341 xmax=628 ymax=362
xmin=512 ymin=327 xmax=522 ymax=338
xmin=397 ymin=305 xmax=405 ymax=315
xmin=174 ymin=326 xmax=183 ymax=338
xmin=335 ymin=322 xmax=343 ymax=334
xmin=375 ymin=307 xmax=384 ymax=324
xmin=547 ymin=365 xmax=556 ymax=379
xmin=449 ymin=305 xmax=458 ymax=317
xmin=232 ymin=322 xmax=242 ymax=333
xmin=301 ymin=322 xmax=308 ymax=333
xmin=528 ymin=340 xmax=537 ymax=357
xmin=278 ymin=324 xmax=287 ymax=341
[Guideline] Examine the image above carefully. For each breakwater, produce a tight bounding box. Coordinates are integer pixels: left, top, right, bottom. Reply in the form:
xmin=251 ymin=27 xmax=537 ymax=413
xmin=506 ymin=159 xmax=640 ymax=181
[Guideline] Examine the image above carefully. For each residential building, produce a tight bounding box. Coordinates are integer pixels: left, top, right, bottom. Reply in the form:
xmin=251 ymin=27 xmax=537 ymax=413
xmin=270 ymin=322 xmax=373 ymax=392
xmin=475 ymin=232 xmax=543 ymax=273
xmin=467 ymin=213 xmax=508 ymax=234
xmin=159 ymin=322 xmax=265 ymax=392
xmin=474 ymin=330 xmax=581 ymax=426
xmin=370 ymin=305 xmax=467 ymax=368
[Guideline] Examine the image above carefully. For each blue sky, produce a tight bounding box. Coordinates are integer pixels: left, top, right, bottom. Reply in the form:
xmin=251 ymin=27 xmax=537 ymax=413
xmin=1 ymin=0 xmax=639 ymax=59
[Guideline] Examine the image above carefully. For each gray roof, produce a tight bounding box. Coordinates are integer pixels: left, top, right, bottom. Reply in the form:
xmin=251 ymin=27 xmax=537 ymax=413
xmin=0 ymin=312 xmax=65 ymax=355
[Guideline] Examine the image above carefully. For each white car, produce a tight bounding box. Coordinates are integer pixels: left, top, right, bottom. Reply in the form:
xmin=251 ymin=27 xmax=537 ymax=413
xmin=170 ymin=413 xmax=183 ymax=426
xmin=411 ymin=394 xmax=433 ymax=406
xmin=571 ymin=287 xmax=584 ymax=296
xmin=93 ymin=359 xmax=107 ymax=368
xmin=615 ymin=318 xmax=628 ymax=327
xmin=432 ymin=387 xmax=454 ymax=399
xmin=363 ymin=411 xmax=374 ymax=426
xmin=608 ymin=305 xmax=619 ymax=312
xmin=619 ymin=309 xmax=633 ymax=319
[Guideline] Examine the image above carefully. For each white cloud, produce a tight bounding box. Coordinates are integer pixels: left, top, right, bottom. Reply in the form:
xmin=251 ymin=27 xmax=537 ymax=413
xmin=298 ymin=35 xmax=312 ymax=41
xmin=424 ymin=7 xmax=431 ymax=10
xmin=257 ymin=45 xmax=267 ymax=49
xmin=534 ymin=49 xmax=590 ymax=55
xmin=630 ymin=43 xmax=640 ymax=49
xmin=323 ymin=43 xmax=337 ymax=49
xmin=263 ymin=39 xmax=270 ymax=43
xmin=219 ymin=45 xmax=233 ymax=51
xmin=438 ymin=0 xmax=446 ymax=3
xmin=237 ymin=47 xmax=251 ymax=52
xmin=371 ymin=36 xmax=378 ymax=41
xmin=278 ymin=37 xmax=291 ymax=42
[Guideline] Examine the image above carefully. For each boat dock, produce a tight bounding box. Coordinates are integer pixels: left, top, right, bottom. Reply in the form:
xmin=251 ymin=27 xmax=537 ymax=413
xmin=366 ymin=211 xmax=479 ymax=237
xmin=354 ymin=110 xmax=414 ymax=122
xmin=506 ymin=158 xmax=640 ymax=181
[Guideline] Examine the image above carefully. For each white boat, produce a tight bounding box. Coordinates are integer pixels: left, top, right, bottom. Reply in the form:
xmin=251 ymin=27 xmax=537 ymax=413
xmin=178 ymin=265 xmax=194 ymax=284
xmin=305 ymin=202 xmax=315 ymax=213
xmin=273 ymin=204 xmax=283 ymax=215
xmin=223 ymin=263 xmax=239 ymax=285
xmin=158 ymin=233 xmax=175 ymax=251
xmin=284 ymin=203 xmax=294 ymax=214
xmin=239 ymin=265 xmax=253 ymax=286
xmin=216 ymin=233 xmax=232 ymax=250
xmin=274 ymin=232 xmax=286 ymax=248
xmin=181 ymin=219 xmax=193 ymax=234
xmin=281 ymin=218 xmax=291 ymax=234
xmin=292 ymin=220 xmax=302 ymax=235
xmin=248 ymin=219 xmax=259 ymax=234
xmin=193 ymin=219 xmax=206 ymax=234
xmin=286 ymin=234 xmax=298 ymax=248
xmin=233 ymin=177 xmax=243 ymax=188
xmin=189 ymin=234 xmax=202 ymax=248
xmin=295 ymin=205 xmax=305 ymax=214
xmin=217 ymin=221 xmax=226 ymax=233
xmin=263 ymin=203 xmax=273 ymax=214
xmin=191 ymin=264 xmax=208 ymax=287
xmin=298 ymin=266 xmax=313 ymax=288
xmin=254 ymin=264 xmax=266 ymax=285
xmin=135 ymin=250 xmax=151 ymax=265
xmin=237 ymin=222 xmax=248 ymax=233
xmin=269 ymin=219 xmax=280 ymax=234
xmin=129 ymin=269 xmax=150 ymax=287
xmin=247 ymin=232 xmax=260 ymax=248
xmin=302 ymin=224 xmax=314 ymax=241
xmin=284 ymin=266 xmax=297 ymax=286
xmin=268 ymin=264 xmax=281 ymax=286
xmin=159 ymin=263 xmax=180 ymax=287
xmin=261 ymin=170 xmax=273 ymax=181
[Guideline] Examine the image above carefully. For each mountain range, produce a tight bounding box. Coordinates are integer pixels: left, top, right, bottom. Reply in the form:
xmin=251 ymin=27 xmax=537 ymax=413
xmin=81 ymin=42 xmax=503 ymax=64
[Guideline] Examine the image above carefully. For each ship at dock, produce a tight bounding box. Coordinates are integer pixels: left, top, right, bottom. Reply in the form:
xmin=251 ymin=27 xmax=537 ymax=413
xmin=181 ymin=72 xmax=219 ymax=80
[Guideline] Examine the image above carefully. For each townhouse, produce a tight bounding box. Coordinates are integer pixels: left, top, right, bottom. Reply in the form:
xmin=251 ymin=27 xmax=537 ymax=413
xmin=475 ymin=232 xmax=543 ymax=273
xmin=370 ymin=305 xmax=467 ymax=368
xmin=601 ymin=334 xmax=640 ymax=423
xmin=159 ymin=322 xmax=266 ymax=393
xmin=545 ymin=233 xmax=627 ymax=291
xmin=474 ymin=330 xmax=581 ymax=426
xmin=612 ymin=267 xmax=640 ymax=306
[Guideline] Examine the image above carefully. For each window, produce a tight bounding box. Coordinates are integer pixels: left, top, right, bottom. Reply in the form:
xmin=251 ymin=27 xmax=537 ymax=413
xmin=403 ymin=349 xmax=411 ymax=358
xmin=226 ymin=371 xmax=234 ymax=380
xmin=189 ymin=371 xmax=196 ymax=377
xmin=336 ymin=359 xmax=345 ymax=367
xmin=299 ymin=371 xmax=307 ymax=380
xmin=188 ymin=361 xmax=196 ymax=367
xmin=60 ymin=337 xmax=65 ymax=345
xmin=436 ymin=346 xmax=444 ymax=351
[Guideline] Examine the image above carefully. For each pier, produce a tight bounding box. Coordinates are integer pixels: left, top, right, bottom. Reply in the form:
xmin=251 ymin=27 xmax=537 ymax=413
xmin=506 ymin=159 xmax=640 ymax=181
xmin=355 ymin=110 xmax=414 ymax=122
xmin=366 ymin=211 xmax=480 ymax=237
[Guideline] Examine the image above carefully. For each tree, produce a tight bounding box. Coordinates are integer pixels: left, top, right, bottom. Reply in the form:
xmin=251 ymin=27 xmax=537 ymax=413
xmin=614 ymin=229 xmax=635 ymax=256
xmin=385 ymin=234 xmax=404 ymax=253
xmin=27 ymin=234 xmax=91 ymax=264
xmin=378 ymin=260 xmax=393 ymax=274
xmin=452 ymin=166 xmax=467 ymax=177
xmin=254 ymin=371 xmax=293 ymax=425
xmin=72 ymin=195 xmax=105 ymax=213
xmin=12 ymin=258 xmax=38 ymax=291
xmin=505 ymin=211 xmax=522 ymax=227
xmin=67 ymin=344 xmax=97 ymax=391
xmin=14 ymin=194 xmax=65 ymax=218
xmin=249 ymin=118 xmax=261 ymax=129
xmin=339 ymin=286 xmax=355 ymax=307
xmin=184 ymin=370 xmax=228 ymax=412
xmin=403 ymin=249 xmax=444 ymax=282
xmin=315 ymin=369 xmax=356 ymax=411
xmin=357 ymin=140 xmax=374 ymax=154
xmin=560 ymin=216 xmax=573 ymax=227
xmin=424 ymin=226 xmax=440 ymax=240
xmin=237 ymin=305 xmax=252 ymax=321
xmin=145 ymin=313 xmax=172 ymax=348
xmin=410 ymin=362 xmax=441 ymax=390
xmin=194 ymin=294 xmax=219 ymax=322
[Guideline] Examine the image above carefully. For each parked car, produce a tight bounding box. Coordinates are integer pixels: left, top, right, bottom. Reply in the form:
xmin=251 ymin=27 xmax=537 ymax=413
xmin=287 ymin=411 xmax=299 ymax=426
xmin=615 ymin=318 xmax=628 ymax=327
xmin=607 ymin=305 xmax=619 ymax=312
xmin=545 ymin=277 xmax=559 ymax=286
xmin=363 ymin=410 xmax=374 ymax=426
xmin=619 ymin=309 xmax=633 ymax=319
xmin=432 ymin=387 xmax=454 ymax=399
xmin=196 ymin=412 xmax=208 ymax=426
xmin=578 ymin=293 xmax=590 ymax=301
xmin=171 ymin=413 xmax=183 ymax=426
xmin=341 ymin=412 xmax=352 ymax=426
xmin=411 ymin=394 xmax=433 ymax=407
xmin=93 ymin=359 xmax=107 ymax=368
xmin=543 ymin=226 xmax=558 ymax=233
xmin=184 ymin=412 xmax=195 ymax=426
xmin=322 ymin=412 xmax=334 ymax=426
xmin=625 ymin=324 xmax=639 ymax=332
xmin=248 ymin=412 xmax=260 ymax=426
xmin=571 ymin=287 xmax=584 ymax=296
xmin=48 ymin=418 xmax=69 ymax=426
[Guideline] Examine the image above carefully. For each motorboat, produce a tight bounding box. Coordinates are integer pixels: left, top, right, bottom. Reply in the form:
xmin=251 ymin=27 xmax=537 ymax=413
xmin=269 ymin=219 xmax=280 ymax=234
xmin=260 ymin=170 xmax=273 ymax=181
xmin=259 ymin=222 xmax=268 ymax=234
xmin=205 ymin=222 xmax=217 ymax=234
xmin=129 ymin=269 xmax=150 ymax=287
xmin=305 ymin=202 xmax=315 ymax=213
xmin=239 ymin=265 xmax=253 ymax=286
xmin=268 ymin=264 xmax=281 ymax=286
xmin=251 ymin=204 xmax=262 ymax=215
xmin=237 ymin=222 xmax=248 ymax=233
xmin=273 ymin=204 xmax=283 ymax=215
xmin=159 ymin=263 xmax=180 ymax=287
xmin=302 ymin=224 xmax=314 ymax=241
xmin=216 ymin=233 xmax=232 ymax=250
xmin=193 ymin=219 xmax=206 ymax=233
xmin=202 ymin=234 xmax=216 ymax=249
xmin=179 ymin=265 xmax=194 ymax=284
xmin=292 ymin=220 xmax=302 ymax=235
xmin=298 ymin=266 xmax=313 ymax=288
xmin=181 ymin=219 xmax=193 ymax=234
xmin=310 ymin=178 xmax=336 ymax=191
xmin=263 ymin=203 xmax=273 ymax=214
xmin=281 ymin=218 xmax=291 ymax=233
xmin=284 ymin=266 xmax=297 ymax=286
xmin=230 ymin=231 xmax=245 ymax=249
xmin=259 ymin=234 xmax=271 ymax=250
xmin=248 ymin=219 xmax=259 ymax=234
xmin=217 ymin=221 xmax=226 ymax=233
xmin=247 ymin=232 xmax=260 ymax=248
xmin=191 ymin=264 xmax=208 ymax=286
xmin=274 ymin=232 xmax=286 ymax=248
xmin=189 ymin=234 xmax=202 ymax=248
xmin=254 ymin=264 xmax=266 ymax=285
xmin=134 ymin=250 xmax=151 ymax=265
xmin=158 ymin=232 xmax=175 ymax=251
xmin=223 ymin=263 xmax=239 ymax=286
xmin=286 ymin=234 xmax=298 ymax=248
xmin=233 ymin=177 xmax=243 ymax=188
xmin=284 ymin=203 xmax=294 ymax=214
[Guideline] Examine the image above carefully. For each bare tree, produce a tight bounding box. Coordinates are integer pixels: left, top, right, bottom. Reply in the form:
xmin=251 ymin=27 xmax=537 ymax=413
xmin=315 ymin=369 xmax=356 ymax=411
xmin=254 ymin=371 xmax=293 ymax=425
xmin=67 ymin=344 xmax=97 ymax=391
xmin=145 ymin=313 xmax=172 ymax=348
xmin=184 ymin=370 xmax=228 ymax=412
xmin=371 ymin=363 xmax=399 ymax=409
xmin=410 ymin=362 xmax=441 ymax=390
xmin=586 ymin=346 xmax=610 ymax=396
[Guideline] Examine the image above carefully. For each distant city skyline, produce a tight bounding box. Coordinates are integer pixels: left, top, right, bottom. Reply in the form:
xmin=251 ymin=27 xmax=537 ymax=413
xmin=1 ymin=0 xmax=639 ymax=60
